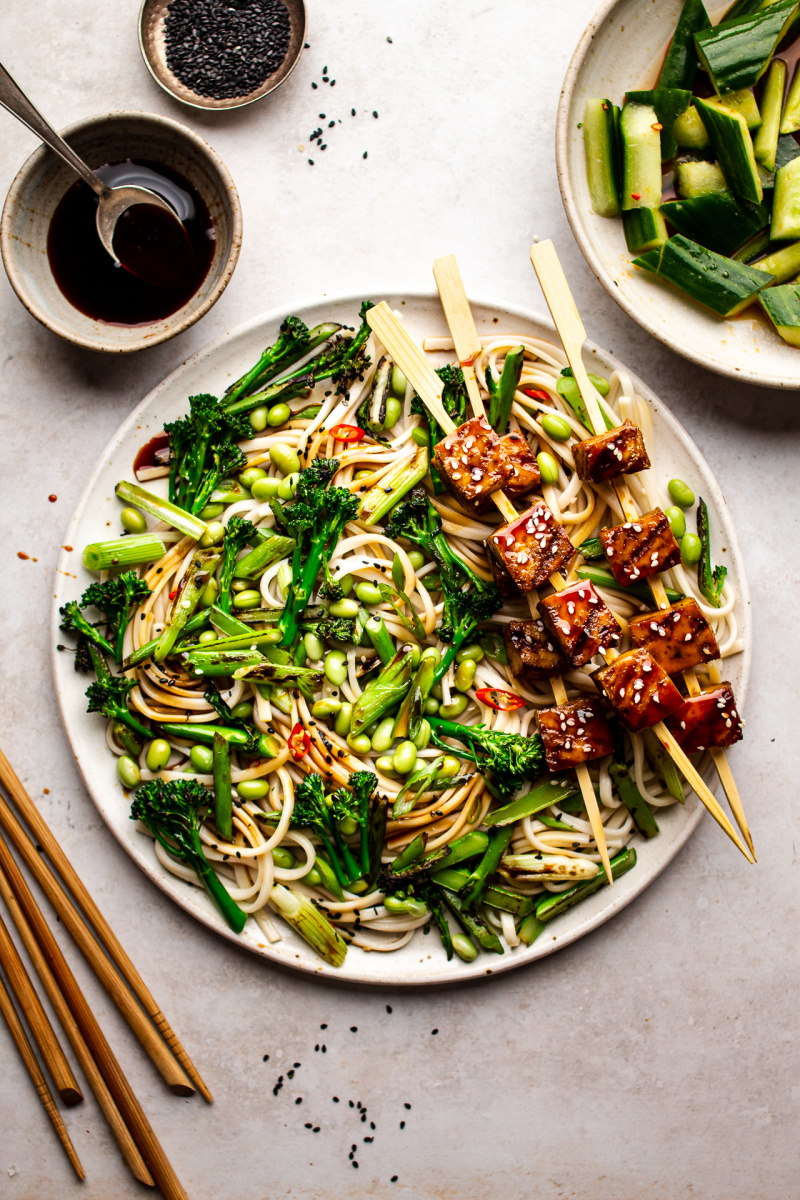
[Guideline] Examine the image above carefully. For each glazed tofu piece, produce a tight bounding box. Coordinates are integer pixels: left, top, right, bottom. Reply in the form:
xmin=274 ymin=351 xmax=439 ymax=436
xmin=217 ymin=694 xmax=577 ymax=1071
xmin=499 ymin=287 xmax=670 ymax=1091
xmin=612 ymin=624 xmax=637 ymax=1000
xmin=593 ymin=647 xmax=683 ymax=733
xmin=487 ymin=502 xmax=576 ymax=594
xmin=540 ymin=580 xmax=621 ymax=667
xmin=504 ymin=619 xmax=570 ymax=683
xmin=537 ymin=696 xmax=615 ymax=772
xmin=599 ymin=509 xmax=681 ymax=587
xmin=628 ymin=598 xmax=720 ymax=675
xmin=573 ymin=419 xmax=651 ymax=484
xmin=434 ymin=415 xmax=506 ymax=514
xmin=666 ymin=683 xmax=743 ymax=752
xmin=495 ymin=429 xmax=541 ymax=502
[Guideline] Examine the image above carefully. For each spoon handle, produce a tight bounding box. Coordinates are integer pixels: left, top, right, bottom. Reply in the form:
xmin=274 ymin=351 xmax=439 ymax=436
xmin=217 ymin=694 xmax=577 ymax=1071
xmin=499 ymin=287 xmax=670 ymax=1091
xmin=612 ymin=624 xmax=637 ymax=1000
xmin=0 ymin=62 xmax=107 ymax=196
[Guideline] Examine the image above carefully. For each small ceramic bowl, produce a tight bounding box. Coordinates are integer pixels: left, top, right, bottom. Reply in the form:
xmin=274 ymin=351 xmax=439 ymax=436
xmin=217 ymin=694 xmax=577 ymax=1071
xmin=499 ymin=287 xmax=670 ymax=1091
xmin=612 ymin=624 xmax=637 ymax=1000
xmin=0 ymin=110 xmax=242 ymax=353
xmin=139 ymin=0 xmax=307 ymax=111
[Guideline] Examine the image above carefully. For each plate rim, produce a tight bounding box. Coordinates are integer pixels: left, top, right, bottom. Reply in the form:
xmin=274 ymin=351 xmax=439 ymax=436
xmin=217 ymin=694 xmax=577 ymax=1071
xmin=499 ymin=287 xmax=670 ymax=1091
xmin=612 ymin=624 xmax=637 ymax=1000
xmin=51 ymin=287 xmax=752 ymax=986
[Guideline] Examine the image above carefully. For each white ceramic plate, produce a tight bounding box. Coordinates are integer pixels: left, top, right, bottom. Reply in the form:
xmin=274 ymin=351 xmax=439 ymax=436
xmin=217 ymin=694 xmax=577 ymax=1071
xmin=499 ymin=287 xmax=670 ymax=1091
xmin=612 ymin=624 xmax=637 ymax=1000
xmin=52 ymin=292 xmax=751 ymax=985
xmin=556 ymin=0 xmax=800 ymax=389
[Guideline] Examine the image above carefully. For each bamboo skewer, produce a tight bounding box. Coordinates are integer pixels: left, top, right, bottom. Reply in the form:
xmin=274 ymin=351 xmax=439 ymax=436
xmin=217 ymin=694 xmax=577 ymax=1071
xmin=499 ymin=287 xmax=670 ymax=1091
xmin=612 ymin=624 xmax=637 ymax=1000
xmin=365 ymin=300 xmax=615 ymax=885
xmin=529 ymin=239 xmax=753 ymax=860
xmin=0 ymin=749 xmax=207 ymax=1098
xmin=0 ymin=972 xmax=85 ymax=1181
xmin=0 ymin=867 xmax=154 ymax=1186
xmin=0 ymin=836 xmax=189 ymax=1200
xmin=433 ymin=254 xmax=487 ymax=419
xmin=0 ymin=909 xmax=82 ymax=1106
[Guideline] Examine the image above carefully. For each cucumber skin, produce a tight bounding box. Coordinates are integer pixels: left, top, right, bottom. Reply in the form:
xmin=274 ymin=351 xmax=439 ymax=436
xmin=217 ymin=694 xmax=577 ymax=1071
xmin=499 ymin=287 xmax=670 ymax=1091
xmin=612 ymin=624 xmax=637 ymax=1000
xmin=772 ymin=156 xmax=800 ymax=239
xmin=584 ymin=98 xmax=621 ymax=218
xmin=620 ymin=103 xmax=664 ymax=210
xmin=695 ymin=97 xmax=763 ymax=204
xmin=623 ymin=207 xmax=668 ymax=254
xmin=658 ymin=0 xmax=712 ymax=90
xmin=756 ymin=239 xmax=800 ymax=283
xmin=759 ymin=284 xmax=800 ymax=346
xmin=634 ymin=234 xmax=775 ymax=317
xmin=625 ymin=87 xmax=692 ymax=160
xmin=694 ymin=0 xmax=797 ymax=96
xmin=660 ymin=192 xmax=770 ymax=257
xmin=754 ymin=59 xmax=786 ymax=171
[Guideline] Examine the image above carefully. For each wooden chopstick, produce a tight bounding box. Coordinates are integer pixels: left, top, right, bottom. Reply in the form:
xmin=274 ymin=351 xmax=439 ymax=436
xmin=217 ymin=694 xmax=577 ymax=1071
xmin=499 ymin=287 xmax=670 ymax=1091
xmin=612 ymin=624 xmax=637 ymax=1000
xmin=0 ymin=747 xmax=211 ymax=1103
xmin=0 ymin=835 xmax=189 ymax=1200
xmin=0 ymin=869 xmax=154 ymax=1186
xmin=0 ymin=909 xmax=82 ymax=1106
xmin=0 ymin=971 xmax=84 ymax=1180
xmin=0 ymin=774 xmax=195 ymax=1097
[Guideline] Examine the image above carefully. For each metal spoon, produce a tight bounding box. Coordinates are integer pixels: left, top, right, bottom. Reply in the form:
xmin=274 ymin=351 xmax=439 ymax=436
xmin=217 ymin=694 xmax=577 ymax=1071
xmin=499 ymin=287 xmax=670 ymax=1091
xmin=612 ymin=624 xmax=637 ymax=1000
xmin=0 ymin=61 xmax=191 ymax=286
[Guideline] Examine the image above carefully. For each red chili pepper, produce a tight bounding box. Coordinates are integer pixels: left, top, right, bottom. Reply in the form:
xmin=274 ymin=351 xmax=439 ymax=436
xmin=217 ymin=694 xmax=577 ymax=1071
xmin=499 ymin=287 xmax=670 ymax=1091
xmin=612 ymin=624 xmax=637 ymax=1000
xmin=330 ymin=424 xmax=365 ymax=443
xmin=631 ymin=192 xmax=641 ymax=201
xmin=168 ymin=589 xmax=177 ymax=600
xmin=475 ymin=687 xmax=526 ymax=712
xmin=289 ymin=722 xmax=311 ymax=761
xmin=521 ymin=386 xmax=550 ymax=401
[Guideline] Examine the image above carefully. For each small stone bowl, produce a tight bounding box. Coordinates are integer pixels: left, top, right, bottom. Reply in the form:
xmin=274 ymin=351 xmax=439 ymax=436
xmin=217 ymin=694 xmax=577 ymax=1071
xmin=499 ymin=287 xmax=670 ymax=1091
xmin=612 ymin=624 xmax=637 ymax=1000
xmin=0 ymin=110 xmax=242 ymax=353
xmin=139 ymin=0 xmax=307 ymax=111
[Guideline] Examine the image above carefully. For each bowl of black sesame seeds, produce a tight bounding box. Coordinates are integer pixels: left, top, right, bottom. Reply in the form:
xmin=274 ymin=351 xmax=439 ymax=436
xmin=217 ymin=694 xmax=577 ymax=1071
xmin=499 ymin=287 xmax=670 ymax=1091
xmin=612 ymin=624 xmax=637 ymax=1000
xmin=139 ymin=0 xmax=306 ymax=111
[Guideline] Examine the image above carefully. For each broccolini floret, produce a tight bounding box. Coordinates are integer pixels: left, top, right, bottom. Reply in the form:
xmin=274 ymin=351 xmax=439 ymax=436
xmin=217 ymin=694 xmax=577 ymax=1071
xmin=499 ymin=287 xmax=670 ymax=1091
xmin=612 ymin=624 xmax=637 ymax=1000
xmin=291 ymin=773 xmax=362 ymax=888
xmin=59 ymin=601 xmax=115 ymax=659
xmin=428 ymin=717 xmax=546 ymax=799
xmin=80 ymin=571 xmax=152 ymax=663
xmin=164 ymin=393 xmax=252 ymax=515
xmin=216 ymin=516 xmax=258 ymax=614
xmin=85 ymin=676 xmax=152 ymax=742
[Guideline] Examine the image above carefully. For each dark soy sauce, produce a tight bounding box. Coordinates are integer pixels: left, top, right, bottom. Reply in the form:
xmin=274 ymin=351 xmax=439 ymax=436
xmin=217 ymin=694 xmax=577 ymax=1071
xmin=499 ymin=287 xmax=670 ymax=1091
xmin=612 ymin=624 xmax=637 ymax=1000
xmin=47 ymin=160 xmax=215 ymax=325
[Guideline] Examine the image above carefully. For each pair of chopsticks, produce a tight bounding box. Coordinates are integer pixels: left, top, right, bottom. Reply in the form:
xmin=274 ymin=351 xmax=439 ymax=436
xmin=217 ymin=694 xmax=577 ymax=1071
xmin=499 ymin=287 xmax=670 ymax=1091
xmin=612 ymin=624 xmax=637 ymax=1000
xmin=0 ymin=746 xmax=209 ymax=1196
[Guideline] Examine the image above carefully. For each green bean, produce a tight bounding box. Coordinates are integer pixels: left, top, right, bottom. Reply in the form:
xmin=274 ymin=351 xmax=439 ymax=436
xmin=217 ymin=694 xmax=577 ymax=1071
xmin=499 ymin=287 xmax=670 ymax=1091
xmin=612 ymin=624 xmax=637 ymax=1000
xmin=267 ymin=402 xmax=292 ymax=427
xmin=665 ymin=506 xmax=686 ymax=539
xmin=355 ymin=582 xmax=383 ymax=605
xmin=278 ymin=472 xmax=300 ymax=500
xmin=189 ymin=744 xmax=214 ymax=772
xmin=454 ymin=659 xmax=477 ymax=691
xmin=451 ymin=932 xmax=478 ymax=962
xmin=668 ymin=478 xmax=695 ymax=508
xmin=371 ymin=718 xmax=396 ymax=753
xmin=200 ymin=580 xmax=219 ymax=608
xmin=541 ymin=413 xmax=572 ymax=442
xmin=392 ymin=740 xmax=418 ymax=774
xmin=325 ymin=650 xmax=349 ymax=686
xmin=249 ymin=406 xmax=269 ymax=433
xmin=347 ymin=733 xmax=372 ymax=754
xmin=384 ymin=895 xmax=428 ymax=918
xmin=412 ymin=719 xmax=431 ymax=751
xmin=240 ymin=467 xmax=267 ymax=489
xmin=303 ymin=865 xmax=323 ymax=886
xmin=333 ymin=702 xmax=353 ymax=736
xmin=407 ymin=549 xmax=425 ymax=570
xmin=197 ymin=630 xmax=218 ymax=645
xmin=269 ymin=443 xmax=301 ymax=476
xmin=117 ymin=756 xmax=141 ymax=789
xmin=251 ymin=476 xmax=281 ymax=500
xmin=681 ymin=533 xmax=702 ymax=566
xmin=236 ymin=778 xmax=270 ymax=800
xmin=518 ymin=914 xmax=545 ymax=946
xmin=311 ymin=698 xmax=342 ymax=718
xmin=439 ymin=695 xmax=468 ymax=719
xmin=375 ymin=755 xmax=400 ymax=777
xmin=232 ymin=589 xmax=262 ymax=610
xmin=328 ymin=598 xmax=360 ymax=618
xmin=145 ymin=739 xmax=171 ymax=772
xmin=391 ymin=366 xmax=408 ymax=397
xmin=271 ymin=847 xmax=296 ymax=869
xmin=455 ymin=644 xmax=484 ymax=664
xmin=411 ymin=426 xmax=429 ymax=447
xmin=200 ymin=521 xmax=225 ymax=547
xmin=423 ymin=696 xmax=440 ymax=716
xmin=120 ymin=506 xmax=147 ymax=535
xmin=384 ymin=397 xmax=402 ymax=429
xmin=304 ymin=632 xmax=324 ymax=660
xmin=230 ymin=701 xmax=254 ymax=721
xmin=439 ymin=755 xmax=462 ymax=778
xmin=537 ymin=451 xmax=560 ymax=485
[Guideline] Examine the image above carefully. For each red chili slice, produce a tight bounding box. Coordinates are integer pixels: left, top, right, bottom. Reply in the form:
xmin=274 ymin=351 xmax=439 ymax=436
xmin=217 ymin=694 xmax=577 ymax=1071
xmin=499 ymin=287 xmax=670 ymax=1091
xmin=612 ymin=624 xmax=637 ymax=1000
xmin=475 ymin=687 xmax=526 ymax=712
xmin=330 ymin=424 xmax=365 ymax=443
xmin=289 ymin=722 xmax=311 ymax=760
xmin=521 ymin=387 xmax=550 ymax=401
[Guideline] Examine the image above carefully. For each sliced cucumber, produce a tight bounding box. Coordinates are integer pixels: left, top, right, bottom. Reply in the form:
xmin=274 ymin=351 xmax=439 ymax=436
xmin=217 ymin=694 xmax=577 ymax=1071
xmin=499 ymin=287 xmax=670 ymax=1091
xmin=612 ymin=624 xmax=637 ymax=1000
xmin=623 ymin=206 xmax=668 ymax=254
xmin=733 ymin=227 xmax=773 ymax=262
xmin=754 ymin=59 xmax=786 ymax=170
xmin=660 ymin=192 xmax=770 ymax=256
xmin=634 ymin=234 xmax=775 ymax=316
xmin=620 ymin=102 xmax=665 ymax=210
xmin=694 ymin=0 xmax=797 ymax=96
xmin=759 ymin=282 xmax=800 ymax=344
xmin=658 ymin=0 xmax=712 ymax=90
xmin=771 ymin=155 xmax=800 ymax=238
xmin=754 ymin=238 xmax=800 ymax=281
xmin=625 ymin=88 xmax=692 ymax=160
xmin=780 ymin=58 xmax=800 ymax=134
xmin=583 ymin=98 xmax=621 ymax=218
xmin=675 ymin=159 xmax=728 ymax=197
xmin=776 ymin=132 xmax=800 ymax=172
xmin=695 ymin=97 xmax=763 ymax=204
xmin=708 ymin=87 xmax=762 ymax=130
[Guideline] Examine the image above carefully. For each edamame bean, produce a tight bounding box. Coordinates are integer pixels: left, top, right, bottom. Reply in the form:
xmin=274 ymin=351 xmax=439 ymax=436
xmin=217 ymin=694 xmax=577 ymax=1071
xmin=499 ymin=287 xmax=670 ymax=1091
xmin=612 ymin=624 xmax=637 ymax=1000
xmin=237 ymin=778 xmax=270 ymax=800
xmin=277 ymin=472 xmax=300 ymax=500
xmin=199 ymin=504 xmax=225 ymax=520
xmin=199 ymin=580 xmax=219 ymax=608
xmin=666 ymin=506 xmax=686 ymax=539
xmin=371 ymin=718 xmax=396 ymax=753
xmin=537 ymin=450 xmax=560 ymax=485
xmin=190 ymin=744 xmax=214 ymax=772
xmin=117 ymin=756 xmax=141 ymax=789
xmin=411 ymin=426 xmax=430 ymax=447
xmin=430 ymin=681 xmax=443 ymax=700
xmin=328 ymin=598 xmax=360 ymax=618
xmin=146 ymin=739 xmax=171 ymax=772
xmin=668 ymin=478 xmax=695 ymax=508
xmin=384 ymin=396 xmax=402 ymax=429
xmin=333 ymin=702 xmax=353 ymax=735
xmin=233 ymin=589 xmax=262 ymax=609
xmin=412 ymin=720 xmax=431 ymax=751
xmin=541 ymin=413 xmax=572 ymax=442
xmin=420 ymin=647 xmax=440 ymax=666
xmin=269 ymin=443 xmax=301 ymax=476
xmin=454 ymin=659 xmax=477 ymax=692
xmin=452 ymin=932 xmax=478 ymax=962
xmin=267 ymin=402 xmax=292 ymax=427
xmin=375 ymin=755 xmax=400 ymax=777
xmin=392 ymin=740 xmax=418 ymax=775
xmin=355 ymin=581 xmax=383 ymax=605
xmin=120 ymin=506 xmax=147 ymax=534
xmin=439 ymin=695 xmax=468 ymax=719
xmin=384 ymin=895 xmax=428 ymax=918
xmin=303 ymin=865 xmax=323 ymax=885
xmin=251 ymin=476 xmax=281 ymax=501
xmin=347 ymin=733 xmax=372 ymax=754
xmin=439 ymin=755 xmax=462 ymax=778
xmin=240 ymin=467 xmax=268 ymax=489
xmin=354 ymin=469 xmax=373 ymax=481
xmin=304 ymin=632 xmax=324 ymax=660
xmin=681 ymin=533 xmax=702 ymax=566
xmin=423 ymin=696 xmax=440 ymax=716
xmin=311 ymin=698 xmax=342 ymax=718
xmin=249 ymin=406 xmax=269 ymax=433
xmin=409 ymin=644 xmax=421 ymax=668
xmin=271 ymin=847 xmax=296 ymax=869
xmin=407 ymin=550 xmax=425 ymax=570
xmin=198 ymin=630 xmax=218 ymax=645
xmin=455 ymin=644 xmax=484 ymax=664
xmin=339 ymin=815 xmax=358 ymax=836
xmin=231 ymin=701 xmax=254 ymax=721
xmin=231 ymin=578 xmax=250 ymax=592
xmin=338 ymin=574 xmax=354 ymax=597
xmin=200 ymin=521 xmax=225 ymax=547
xmin=391 ymin=365 xmax=408 ymax=397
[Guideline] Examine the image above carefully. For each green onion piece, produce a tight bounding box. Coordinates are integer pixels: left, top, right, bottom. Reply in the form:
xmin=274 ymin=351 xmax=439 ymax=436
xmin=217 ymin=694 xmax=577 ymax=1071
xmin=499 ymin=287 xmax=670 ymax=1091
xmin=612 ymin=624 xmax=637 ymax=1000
xmin=212 ymin=733 xmax=233 ymax=842
xmin=209 ymin=606 xmax=253 ymax=637
xmin=115 ymin=480 xmax=209 ymax=541
xmin=269 ymin=883 xmax=348 ymax=966
xmin=365 ymin=615 xmax=396 ymax=665
xmin=358 ymin=445 xmax=429 ymax=525
xmin=82 ymin=533 xmax=166 ymax=573
xmin=232 ymin=533 xmax=296 ymax=579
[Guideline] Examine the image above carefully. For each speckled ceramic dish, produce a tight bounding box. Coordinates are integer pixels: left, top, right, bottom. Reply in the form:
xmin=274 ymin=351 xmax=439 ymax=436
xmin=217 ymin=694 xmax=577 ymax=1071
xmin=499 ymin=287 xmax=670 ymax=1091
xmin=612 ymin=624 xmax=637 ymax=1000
xmin=556 ymin=0 xmax=800 ymax=389
xmin=51 ymin=292 xmax=750 ymax=985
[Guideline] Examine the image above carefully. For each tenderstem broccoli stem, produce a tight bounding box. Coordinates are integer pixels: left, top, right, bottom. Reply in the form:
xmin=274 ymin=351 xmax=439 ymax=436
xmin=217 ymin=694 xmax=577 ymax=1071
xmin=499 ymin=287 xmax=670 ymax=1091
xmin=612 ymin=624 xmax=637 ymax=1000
xmin=115 ymin=481 xmax=209 ymax=541
xmin=223 ymin=334 xmax=343 ymax=416
xmin=165 ymin=722 xmax=279 ymax=758
xmin=212 ymin=734 xmax=233 ymax=842
xmin=113 ymin=720 xmax=143 ymax=757
xmin=459 ymin=825 xmax=514 ymax=910
xmin=82 ymin=534 xmax=166 ymax=572
xmin=576 ymin=566 xmax=684 ymax=605
xmin=191 ymin=834 xmax=247 ymax=932
xmin=225 ymin=323 xmax=342 ymax=406
xmin=154 ymin=550 xmax=220 ymax=663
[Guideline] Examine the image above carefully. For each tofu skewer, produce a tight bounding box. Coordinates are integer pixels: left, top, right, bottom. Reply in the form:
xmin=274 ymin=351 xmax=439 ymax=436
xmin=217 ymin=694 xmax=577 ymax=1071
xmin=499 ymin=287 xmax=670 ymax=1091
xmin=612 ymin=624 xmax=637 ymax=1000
xmin=529 ymin=239 xmax=753 ymax=861
xmin=366 ymin=299 xmax=616 ymax=885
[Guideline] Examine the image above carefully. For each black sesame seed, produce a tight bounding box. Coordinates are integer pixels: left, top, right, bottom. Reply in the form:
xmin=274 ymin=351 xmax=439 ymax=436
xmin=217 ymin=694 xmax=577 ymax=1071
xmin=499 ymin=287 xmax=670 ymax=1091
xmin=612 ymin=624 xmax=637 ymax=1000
xmin=320 ymin=1023 xmax=327 ymax=1030
xmin=333 ymin=1096 xmax=340 ymax=1103
xmin=391 ymin=1176 xmax=398 ymax=1183
xmin=313 ymin=1126 xmax=320 ymax=1133
xmin=295 ymin=1097 xmax=303 ymax=1105
xmin=400 ymin=1121 xmax=405 ymax=1129
xmin=431 ymin=1029 xmax=438 ymax=1035
xmin=351 ymin=107 xmax=356 ymax=115
xmin=328 ymin=120 xmax=335 ymax=127
xmin=330 ymin=79 xmax=335 ymax=85
xmin=163 ymin=0 xmax=292 ymax=101
xmin=294 ymin=1063 xmax=301 ymax=1068
xmin=404 ymin=1103 xmax=411 ymax=1109
xmin=262 ymin=1054 xmax=269 ymax=1061
xmin=363 ymin=151 xmax=368 ymax=159
xmin=312 ymin=81 xmax=317 ymax=88
xmin=305 ymin=1122 xmax=312 ymax=1129
xmin=373 ymin=111 xmax=378 ymax=118
xmin=352 ymin=1162 xmax=359 ymax=1169
xmin=386 ymin=1005 xmax=392 ymax=1013
xmin=350 ymin=1026 xmax=358 ymax=1032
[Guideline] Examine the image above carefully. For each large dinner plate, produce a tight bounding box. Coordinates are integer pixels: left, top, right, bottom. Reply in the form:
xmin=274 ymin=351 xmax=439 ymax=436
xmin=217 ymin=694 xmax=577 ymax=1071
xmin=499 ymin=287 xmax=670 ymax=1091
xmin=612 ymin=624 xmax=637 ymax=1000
xmin=52 ymin=292 xmax=751 ymax=985
xmin=556 ymin=0 xmax=800 ymax=389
